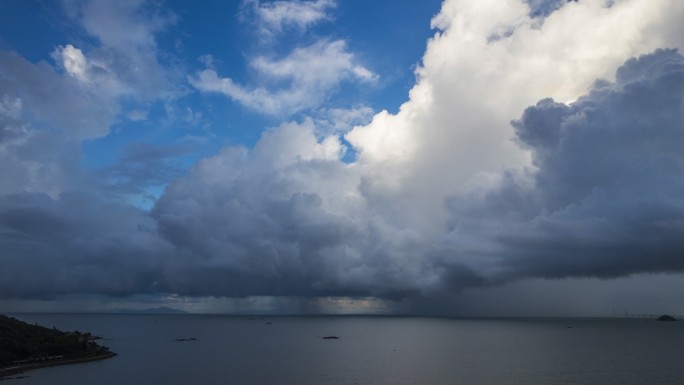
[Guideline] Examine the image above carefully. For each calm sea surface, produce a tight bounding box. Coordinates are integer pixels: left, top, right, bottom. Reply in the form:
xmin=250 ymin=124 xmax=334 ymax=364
xmin=4 ymin=314 xmax=684 ymax=385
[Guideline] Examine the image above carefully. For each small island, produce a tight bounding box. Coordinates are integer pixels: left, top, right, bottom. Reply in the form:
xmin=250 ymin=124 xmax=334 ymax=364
xmin=0 ymin=315 xmax=116 ymax=378
xmin=656 ymin=315 xmax=677 ymax=322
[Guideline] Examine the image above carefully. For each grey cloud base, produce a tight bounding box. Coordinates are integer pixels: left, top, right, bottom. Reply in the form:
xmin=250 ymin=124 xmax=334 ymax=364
xmin=1 ymin=49 xmax=683 ymax=305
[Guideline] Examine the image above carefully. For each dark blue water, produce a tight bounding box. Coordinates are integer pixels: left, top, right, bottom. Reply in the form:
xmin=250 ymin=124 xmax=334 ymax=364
xmin=5 ymin=314 xmax=684 ymax=384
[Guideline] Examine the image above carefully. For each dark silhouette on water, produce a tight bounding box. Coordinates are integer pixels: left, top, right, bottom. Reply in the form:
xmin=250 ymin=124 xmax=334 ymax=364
xmin=656 ymin=315 xmax=677 ymax=322
xmin=0 ymin=315 xmax=115 ymax=378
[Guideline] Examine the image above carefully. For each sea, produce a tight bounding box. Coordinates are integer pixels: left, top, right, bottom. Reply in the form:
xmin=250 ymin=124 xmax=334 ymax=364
xmin=4 ymin=314 xmax=684 ymax=385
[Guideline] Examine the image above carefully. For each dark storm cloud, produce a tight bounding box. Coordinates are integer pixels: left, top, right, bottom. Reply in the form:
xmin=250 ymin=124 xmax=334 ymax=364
xmin=448 ymin=48 xmax=684 ymax=283
xmin=0 ymin=191 xmax=172 ymax=299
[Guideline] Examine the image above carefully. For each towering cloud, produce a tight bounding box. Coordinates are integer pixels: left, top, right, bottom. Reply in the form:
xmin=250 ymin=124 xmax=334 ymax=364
xmin=154 ymin=0 xmax=684 ymax=299
xmin=346 ymin=0 xmax=684 ymax=227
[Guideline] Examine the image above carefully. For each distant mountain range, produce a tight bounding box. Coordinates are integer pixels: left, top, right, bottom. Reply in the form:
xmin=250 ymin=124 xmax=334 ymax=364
xmin=111 ymin=306 xmax=188 ymax=315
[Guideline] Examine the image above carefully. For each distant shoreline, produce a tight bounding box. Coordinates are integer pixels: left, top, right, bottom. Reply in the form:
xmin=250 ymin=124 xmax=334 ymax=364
xmin=0 ymin=352 xmax=117 ymax=378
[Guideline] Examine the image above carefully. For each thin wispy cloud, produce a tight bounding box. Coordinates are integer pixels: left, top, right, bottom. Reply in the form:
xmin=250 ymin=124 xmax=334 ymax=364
xmin=191 ymin=40 xmax=377 ymax=116
xmin=191 ymin=1 xmax=374 ymax=117
xmin=242 ymin=0 xmax=336 ymax=38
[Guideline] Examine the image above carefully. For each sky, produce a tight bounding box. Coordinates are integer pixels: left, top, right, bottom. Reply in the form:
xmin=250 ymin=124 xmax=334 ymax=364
xmin=1 ymin=0 xmax=683 ymax=316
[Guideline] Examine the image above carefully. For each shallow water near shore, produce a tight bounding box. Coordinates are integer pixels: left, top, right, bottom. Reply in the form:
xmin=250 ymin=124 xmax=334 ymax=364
xmin=5 ymin=314 xmax=684 ymax=385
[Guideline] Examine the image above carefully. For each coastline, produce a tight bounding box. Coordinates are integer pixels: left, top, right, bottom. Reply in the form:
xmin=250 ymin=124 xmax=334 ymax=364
xmin=0 ymin=352 xmax=117 ymax=378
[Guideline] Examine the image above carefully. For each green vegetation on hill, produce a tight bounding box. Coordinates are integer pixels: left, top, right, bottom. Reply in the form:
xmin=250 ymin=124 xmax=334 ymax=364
xmin=0 ymin=315 xmax=112 ymax=367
